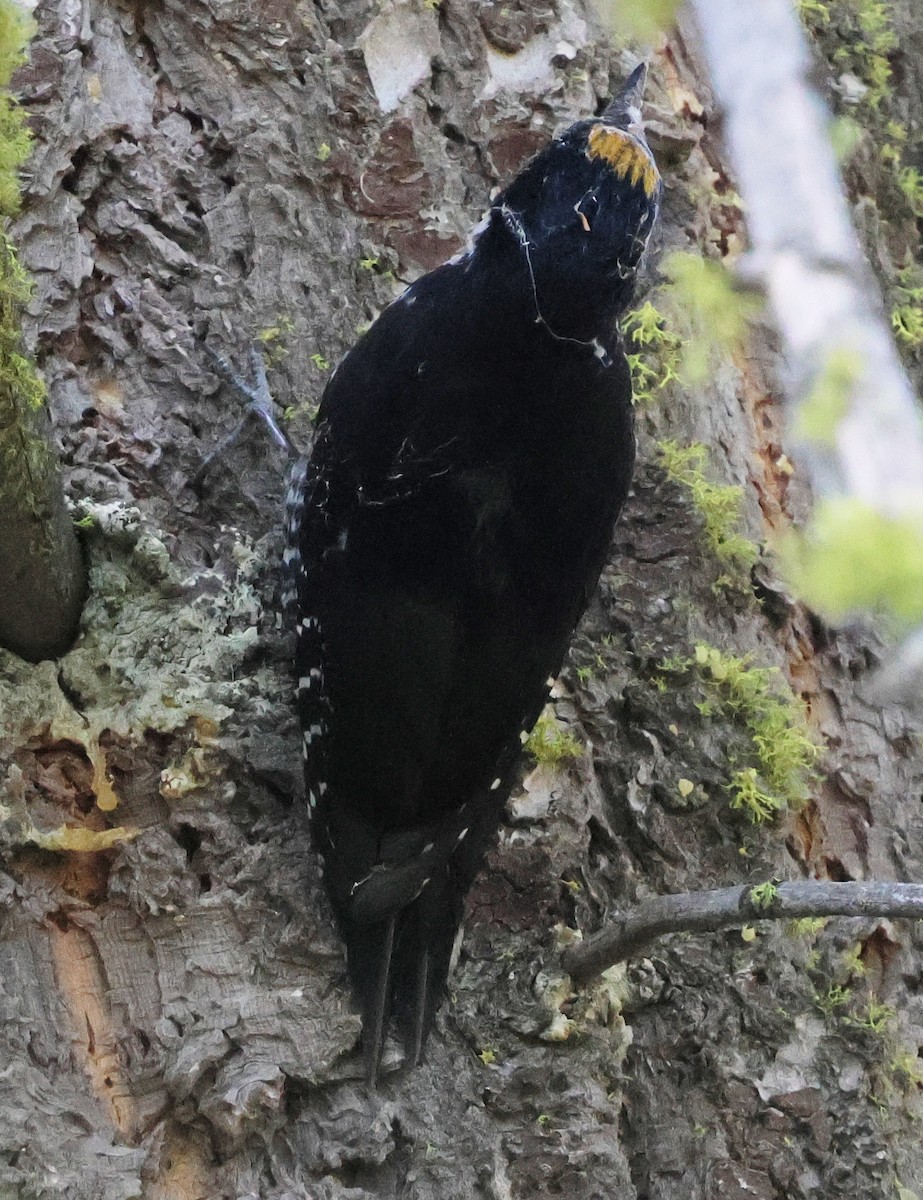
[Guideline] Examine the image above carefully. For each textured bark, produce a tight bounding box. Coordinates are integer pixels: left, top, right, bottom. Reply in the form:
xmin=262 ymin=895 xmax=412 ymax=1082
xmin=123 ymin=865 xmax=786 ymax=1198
xmin=0 ymin=2 xmax=922 ymax=1199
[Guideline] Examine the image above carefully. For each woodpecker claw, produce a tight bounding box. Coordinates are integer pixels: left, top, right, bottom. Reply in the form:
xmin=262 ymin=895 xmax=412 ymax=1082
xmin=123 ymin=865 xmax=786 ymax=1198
xmin=191 ymin=341 xmax=298 ymax=490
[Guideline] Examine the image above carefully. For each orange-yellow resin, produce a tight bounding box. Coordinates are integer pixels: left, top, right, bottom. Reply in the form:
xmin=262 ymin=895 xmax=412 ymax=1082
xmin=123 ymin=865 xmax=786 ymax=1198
xmin=587 ymin=125 xmax=658 ymax=197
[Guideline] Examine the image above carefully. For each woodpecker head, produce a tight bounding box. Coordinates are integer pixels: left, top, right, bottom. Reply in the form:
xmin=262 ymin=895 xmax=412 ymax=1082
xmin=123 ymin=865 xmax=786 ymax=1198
xmin=487 ymin=64 xmax=661 ymax=329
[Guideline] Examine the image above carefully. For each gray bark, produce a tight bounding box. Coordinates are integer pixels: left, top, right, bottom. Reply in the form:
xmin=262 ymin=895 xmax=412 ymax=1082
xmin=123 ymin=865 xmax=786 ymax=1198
xmin=1 ymin=2 xmax=922 ymax=1199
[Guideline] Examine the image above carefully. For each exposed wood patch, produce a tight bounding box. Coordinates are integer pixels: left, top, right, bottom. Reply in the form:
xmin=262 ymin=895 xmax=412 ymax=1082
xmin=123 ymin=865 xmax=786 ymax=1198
xmin=47 ymin=917 xmax=139 ymax=1139
xmin=143 ymin=1125 xmax=213 ymax=1200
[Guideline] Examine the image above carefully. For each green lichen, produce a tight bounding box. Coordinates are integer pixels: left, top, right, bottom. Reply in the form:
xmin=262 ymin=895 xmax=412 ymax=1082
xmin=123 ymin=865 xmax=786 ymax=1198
xmin=749 ymin=881 xmax=779 ymax=910
xmin=256 ymin=315 xmax=294 ymax=344
xmin=897 ymin=166 xmax=923 ymax=219
xmin=801 ymin=0 xmax=921 ymax=259
xmin=851 ymin=1 xmax=897 ymax=111
xmin=794 ymin=348 xmax=862 ymax=446
xmin=804 ymin=0 xmax=897 ymax=113
xmin=358 ymin=253 xmax=396 ymax=283
xmin=526 ymin=711 xmax=582 ymax=765
xmin=622 ymin=300 xmax=682 ymax=405
xmin=846 ymin=999 xmax=895 ymax=1034
xmin=829 ymin=115 xmax=863 ymax=163
xmin=256 ymin=314 xmax=295 ymax=366
xmin=889 ymin=1049 xmax=923 ymax=1090
xmin=657 ymin=440 xmax=758 ymax=584
xmin=815 ymin=983 xmax=852 ymax=1016
xmin=635 ymin=265 xmax=763 ymax=591
xmin=0 ymin=1 xmax=32 ymax=219
xmin=282 ymin=400 xmax=319 ymax=424
xmin=892 ymin=303 xmax=923 ymax=348
xmin=796 ymin=0 xmax=831 ymax=22
xmin=316 ymin=142 xmax=332 ymax=162
xmin=805 ymin=938 xmax=914 ymax=1063
xmin=782 ymin=497 xmax=923 ymax=625
xmin=660 ymin=643 xmax=818 ymax=823
xmin=788 ymin=916 xmax=827 ymax=938
xmin=841 ymin=941 xmax=868 ymax=978
xmin=730 ymin=768 xmax=785 ymax=823
xmin=697 ymin=643 xmax=818 ymax=808
xmin=598 ymin=0 xmax=680 ymax=40
xmin=624 ymin=256 xmax=760 ymax=404
xmin=309 ymin=352 xmax=331 ymax=372
xmin=891 ymin=266 xmax=923 ymax=350
xmin=0 ymin=1 xmax=45 ymax=414
xmin=661 ymin=252 xmax=762 ymax=383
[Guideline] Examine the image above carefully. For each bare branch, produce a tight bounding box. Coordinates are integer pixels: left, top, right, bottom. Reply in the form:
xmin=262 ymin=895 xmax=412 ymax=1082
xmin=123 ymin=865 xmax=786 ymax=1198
xmin=561 ymin=881 xmax=923 ymax=980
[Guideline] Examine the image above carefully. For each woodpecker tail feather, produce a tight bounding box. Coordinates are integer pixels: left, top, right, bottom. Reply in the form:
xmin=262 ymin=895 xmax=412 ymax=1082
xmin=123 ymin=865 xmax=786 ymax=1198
xmin=391 ymin=873 xmax=461 ymax=1066
xmin=317 ymin=782 xmax=510 ymax=1081
xmin=342 ymin=875 xmax=460 ymax=1084
xmin=345 ymin=915 xmax=397 ymax=1087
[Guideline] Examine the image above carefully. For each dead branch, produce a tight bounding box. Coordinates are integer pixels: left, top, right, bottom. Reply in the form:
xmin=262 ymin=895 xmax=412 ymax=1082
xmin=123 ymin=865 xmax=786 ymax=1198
xmin=561 ymin=880 xmax=923 ymax=980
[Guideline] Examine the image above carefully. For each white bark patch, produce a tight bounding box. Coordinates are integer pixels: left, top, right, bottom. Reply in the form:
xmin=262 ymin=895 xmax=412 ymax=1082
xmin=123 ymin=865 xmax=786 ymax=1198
xmin=360 ymin=2 xmax=440 ymax=113
xmin=753 ymin=1014 xmax=825 ymax=1100
xmin=482 ymin=3 xmax=588 ymax=97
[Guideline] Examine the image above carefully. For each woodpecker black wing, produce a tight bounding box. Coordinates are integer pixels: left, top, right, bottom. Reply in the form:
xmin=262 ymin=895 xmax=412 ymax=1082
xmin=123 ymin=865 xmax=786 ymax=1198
xmin=290 ymin=64 xmax=660 ymax=1082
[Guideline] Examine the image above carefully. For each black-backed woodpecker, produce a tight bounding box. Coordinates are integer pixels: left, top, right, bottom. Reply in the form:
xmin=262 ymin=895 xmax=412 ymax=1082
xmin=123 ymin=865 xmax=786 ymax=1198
xmin=286 ymin=64 xmax=661 ymax=1083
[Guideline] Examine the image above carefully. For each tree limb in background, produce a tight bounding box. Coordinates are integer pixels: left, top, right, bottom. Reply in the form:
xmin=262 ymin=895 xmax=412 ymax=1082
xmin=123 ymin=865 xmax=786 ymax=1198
xmin=561 ymin=880 xmax=923 ymax=980
xmin=688 ymin=0 xmax=923 ymax=698
xmin=0 ymin=2 xmax=85 ymax=661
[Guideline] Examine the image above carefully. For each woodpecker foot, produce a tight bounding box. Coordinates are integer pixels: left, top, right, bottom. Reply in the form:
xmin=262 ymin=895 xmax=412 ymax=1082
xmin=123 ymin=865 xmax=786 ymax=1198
xmin=191 ymin=343 xmax=297 ymax=490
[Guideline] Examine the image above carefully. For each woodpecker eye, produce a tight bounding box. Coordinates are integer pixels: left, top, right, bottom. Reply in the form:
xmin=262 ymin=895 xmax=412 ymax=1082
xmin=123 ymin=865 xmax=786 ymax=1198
xmin=575 ymin=191 xmax=599 ymax=232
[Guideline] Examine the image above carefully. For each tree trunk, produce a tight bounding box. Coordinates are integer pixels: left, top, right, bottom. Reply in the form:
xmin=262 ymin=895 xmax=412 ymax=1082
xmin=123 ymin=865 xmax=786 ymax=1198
xmin=1 ymin=1 xmax=922 ymax=1198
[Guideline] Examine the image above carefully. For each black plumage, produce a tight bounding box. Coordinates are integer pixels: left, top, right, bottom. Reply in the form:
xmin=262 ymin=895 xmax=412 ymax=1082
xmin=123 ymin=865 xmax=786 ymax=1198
xmin=287 ymin=65 xmax=661 ymax=1081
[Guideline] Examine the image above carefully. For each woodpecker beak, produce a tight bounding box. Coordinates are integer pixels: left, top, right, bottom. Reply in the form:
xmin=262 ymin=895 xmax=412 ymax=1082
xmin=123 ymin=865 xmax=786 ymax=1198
xmin=600 ymin=62 xmax=648 ymax=143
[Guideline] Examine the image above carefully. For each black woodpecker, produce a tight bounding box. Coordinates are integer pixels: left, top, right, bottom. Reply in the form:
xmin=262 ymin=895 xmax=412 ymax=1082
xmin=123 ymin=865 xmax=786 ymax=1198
xmin=286 ymin=64 xmax=661 ymax=1083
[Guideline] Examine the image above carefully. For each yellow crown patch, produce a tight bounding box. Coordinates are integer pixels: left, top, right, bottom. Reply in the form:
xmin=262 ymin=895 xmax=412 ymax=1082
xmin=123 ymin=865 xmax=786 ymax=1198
xmin=587 ymin=125 xmax=658 ymax=198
